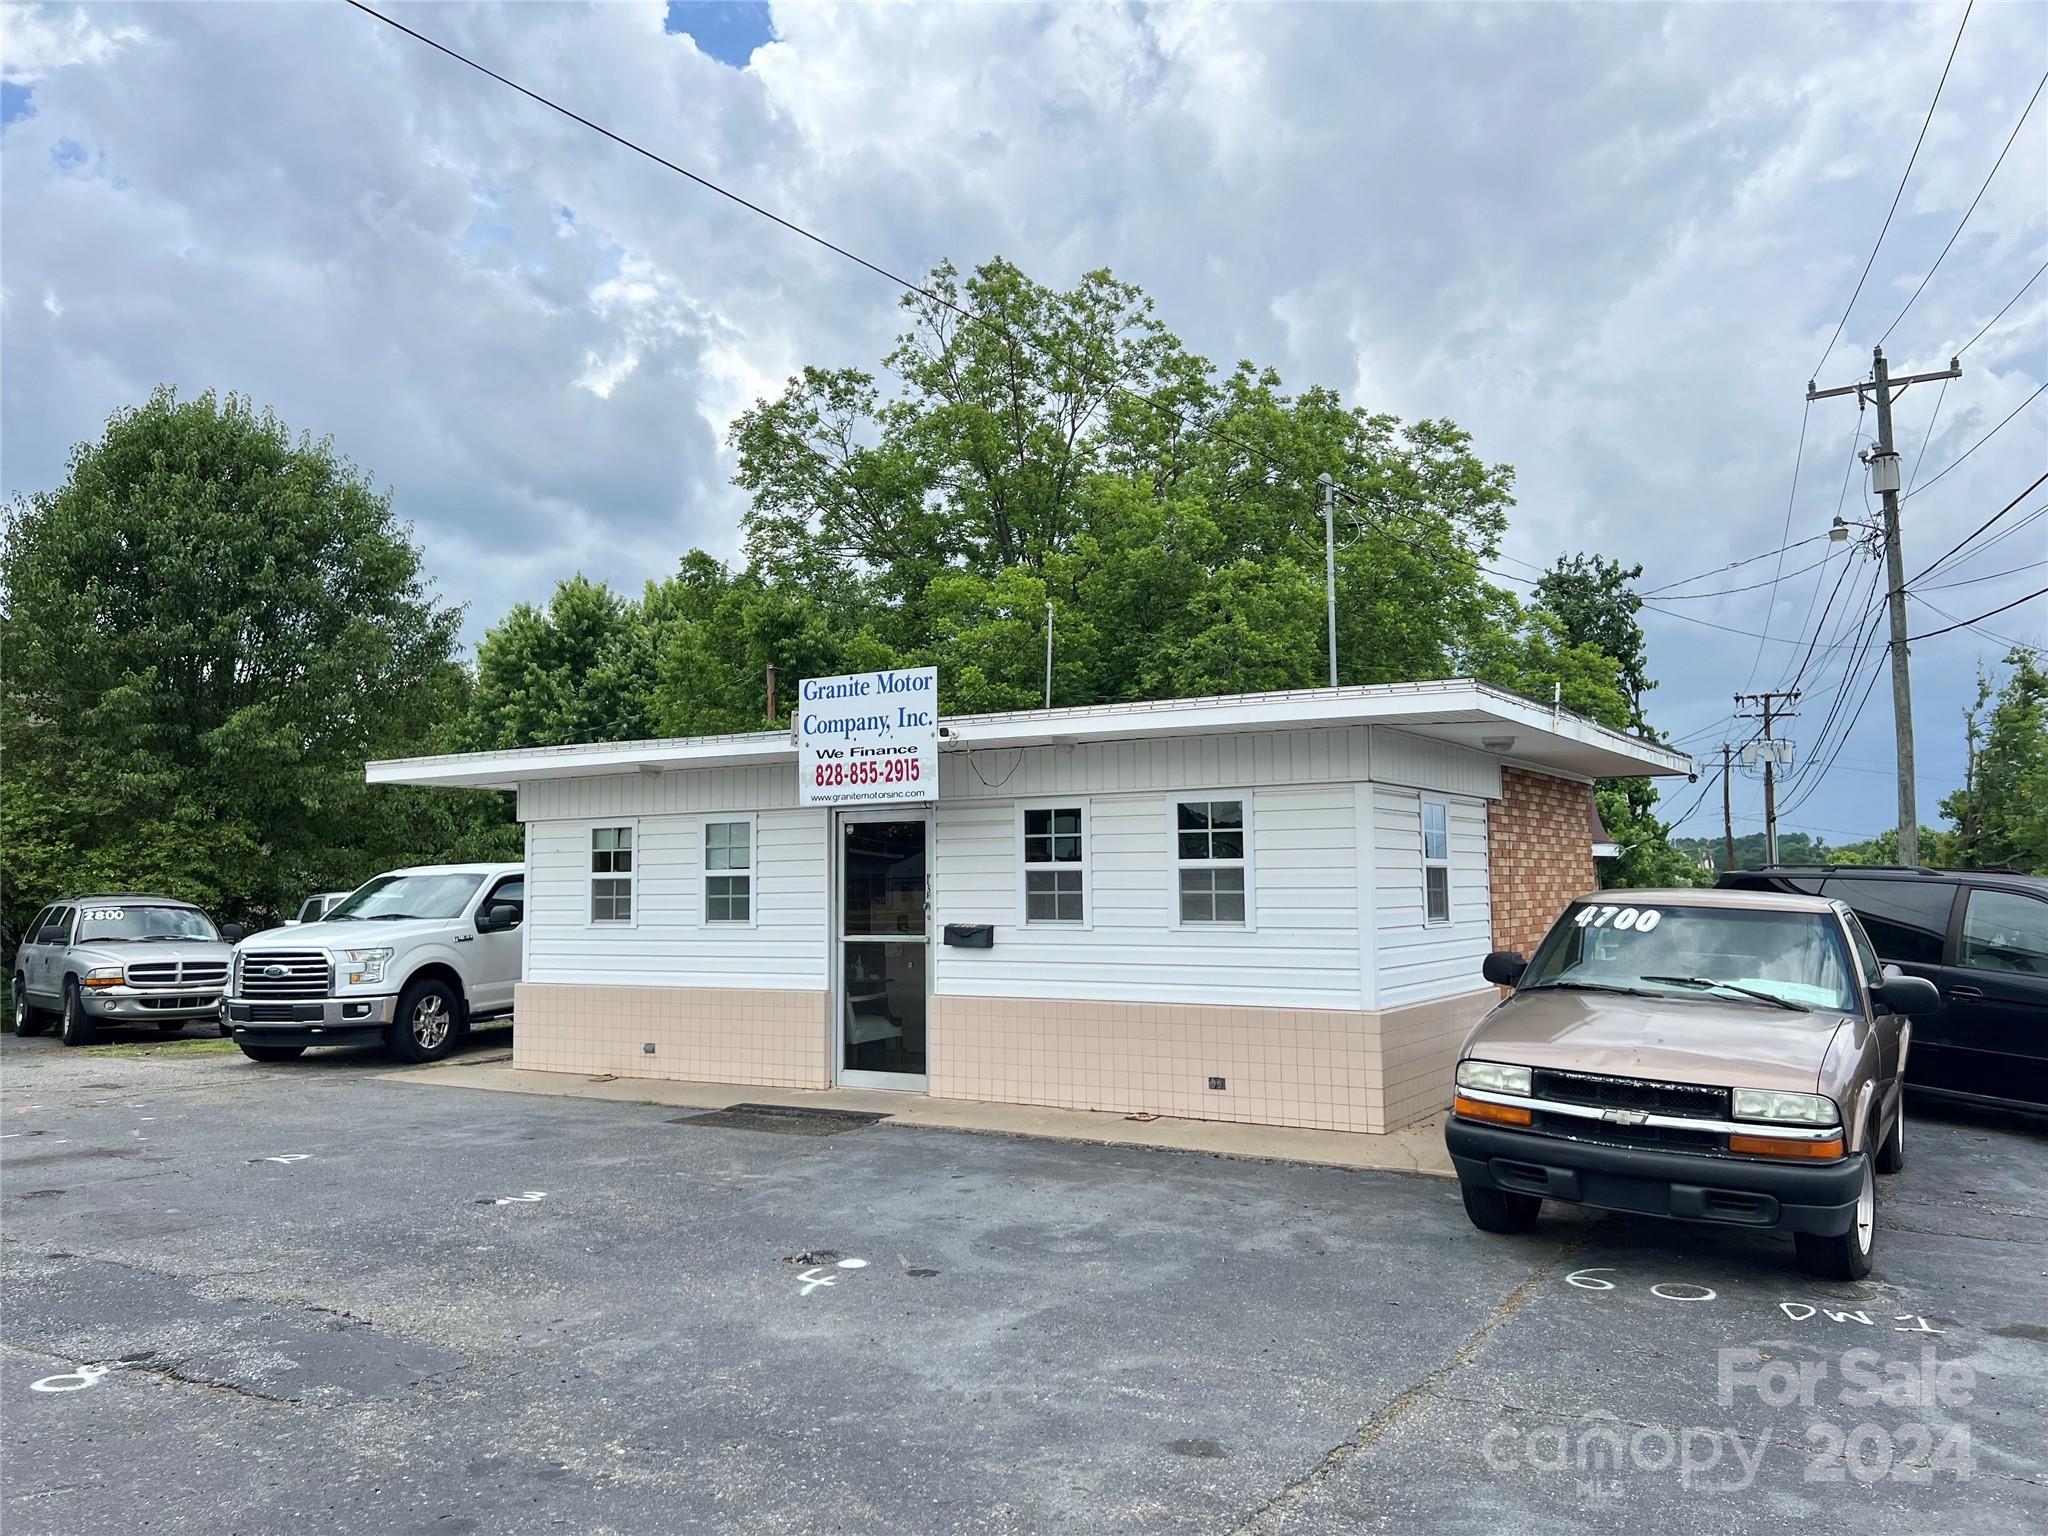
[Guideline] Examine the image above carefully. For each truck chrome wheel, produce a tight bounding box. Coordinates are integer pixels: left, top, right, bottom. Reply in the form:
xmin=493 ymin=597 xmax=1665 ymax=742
xmin=408 ymin=993 xmax=451 ymax=1051
xmin=1853 ymin=1159 xmax=1875 ymax=1251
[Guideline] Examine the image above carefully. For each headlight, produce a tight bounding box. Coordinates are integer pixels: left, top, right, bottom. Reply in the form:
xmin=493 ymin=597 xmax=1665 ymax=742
xmin=342 ymin=947 xmax=394 ymax=986
xmin=1732 ymin=1088 xmax=1840 ymax=1126
xmin=1456 ymin=1060 xmax=1533 ymax=1096
xmin=83 ymin=965 xmax=125 ymax=989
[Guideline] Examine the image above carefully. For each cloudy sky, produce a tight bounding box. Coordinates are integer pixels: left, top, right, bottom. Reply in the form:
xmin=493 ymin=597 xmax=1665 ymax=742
xmin=4 ymin=1 xmax=2044 ymax=846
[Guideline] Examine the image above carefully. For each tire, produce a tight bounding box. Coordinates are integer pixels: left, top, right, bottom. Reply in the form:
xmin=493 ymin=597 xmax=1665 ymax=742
xmin=1874 ymin=1097 xmax=1906 ymax=1175
xmin=237 ymin=1043 xmax=307 ymax=1063
xmin=12 ymin=974 xmax=47 ymax=1037
xmin=386 ymin=977 xmax=463 ymax=1064
xmin=1460 ymin=1180 xmax=1542 ymax=1234
xmin=59 ymin=981 xmax=97 ymax=1048
xmin=1794 ymin=1153 xmax=1876 ymax=1281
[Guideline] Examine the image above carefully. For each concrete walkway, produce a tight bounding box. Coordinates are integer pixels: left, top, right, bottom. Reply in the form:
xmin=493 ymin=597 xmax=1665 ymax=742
xmin=382 ymin=1051 xmax=1456 ymax=1177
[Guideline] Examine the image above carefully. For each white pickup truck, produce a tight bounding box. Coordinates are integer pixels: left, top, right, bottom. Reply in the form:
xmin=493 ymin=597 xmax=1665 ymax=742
xmin=224 ymin=863 xmax=523 ymax=1064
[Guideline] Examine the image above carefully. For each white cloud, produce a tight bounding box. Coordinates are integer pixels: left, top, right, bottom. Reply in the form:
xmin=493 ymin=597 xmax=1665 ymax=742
xmin=2 ymin=0 xmax=2042 ymax=843
xmin=0 ymin=4 xmax=147 ymax=80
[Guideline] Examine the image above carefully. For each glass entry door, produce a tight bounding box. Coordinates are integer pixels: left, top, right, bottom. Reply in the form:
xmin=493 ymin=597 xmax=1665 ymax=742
xmin=837 ymin=814 xmax=929 ymax=1090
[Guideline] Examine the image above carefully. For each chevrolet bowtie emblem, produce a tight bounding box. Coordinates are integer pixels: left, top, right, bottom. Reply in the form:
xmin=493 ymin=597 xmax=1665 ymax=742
xmin=1602 ymin=1108 xmax=1650 ymax=1126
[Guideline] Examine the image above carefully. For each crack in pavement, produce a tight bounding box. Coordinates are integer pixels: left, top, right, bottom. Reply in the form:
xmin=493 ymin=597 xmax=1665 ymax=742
xmin=1225 ymin=1229 xmax=1595 ymax=1535
xmin=3 ymin=1341 xmax=310 ymax=1407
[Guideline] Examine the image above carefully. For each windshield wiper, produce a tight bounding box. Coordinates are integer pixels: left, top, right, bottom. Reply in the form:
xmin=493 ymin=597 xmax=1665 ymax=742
xmin=367 ymin=912 xmax=425 ymax=920
xmin=1639 ymin=975 xmax=1809 ymax=1013
xmin=1522 ymin=980 xmax=1661 ymax=999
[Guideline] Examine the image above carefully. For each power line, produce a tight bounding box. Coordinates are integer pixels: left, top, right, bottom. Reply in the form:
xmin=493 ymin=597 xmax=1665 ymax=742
xmin=1902 ymin=383 xmax=2048 ymax=502
xmin=1959 ymin=259 xmax=2047 ymax=356
xmin=347 ymin=0 xmax=1523 ymax=609
xmin=1904 ymin=376 xmax=1947 ymax=495
xmin=1879 ymin=68 xmax=2047 ymax=346
xmin=1639 ymin=589 xmax=1883 ymax=648
xmin=1917 ymin=550 xmax=2047 ymax=591
xmin=1642 ymin=532 xmax=1832 ymax=596
xmin=1909 ymin=592 xmax=2041 ymax=652
xmin=1779 ymin=641 xmax=1895 ymax=818
xmin=1910 ymin=470 xmax=2048 ymax=581
xmin=1919 ymin=505 xmax=2048 ymax=582
xmin=1742 ymin=396 xmax=1814 ymax=689
xmin=1810 ymin=0 xmax=1972 ymax=377
xmin=1648 ymin=549 xmax=1836 ymax=600
xmin=1904 ymin=586 xmax=2047 ymax=642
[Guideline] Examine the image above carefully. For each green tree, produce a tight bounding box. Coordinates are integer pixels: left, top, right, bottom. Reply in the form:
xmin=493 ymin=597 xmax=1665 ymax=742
xmin=1 ymin=388 xmax=509 ymax=942
xmin=1525 ymin=553 xmax=1697 ymax=888
xmin=1940 ymin=651 xmax=2048 ymax=873
xmin=1533 ymin=554 xmax=1653 ymax=729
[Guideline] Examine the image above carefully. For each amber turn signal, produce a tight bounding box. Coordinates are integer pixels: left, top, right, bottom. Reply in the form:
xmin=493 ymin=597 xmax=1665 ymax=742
xmin=1453 ymin=1094 xmax=1532 ymax=1127
xmin=1727 ymin=1133 xmax=1845 ymax=1160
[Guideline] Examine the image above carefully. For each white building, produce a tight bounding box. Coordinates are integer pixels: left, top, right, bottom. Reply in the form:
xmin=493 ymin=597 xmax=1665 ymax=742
xmin=369 ymin=679 xmax=1690 ymax=1134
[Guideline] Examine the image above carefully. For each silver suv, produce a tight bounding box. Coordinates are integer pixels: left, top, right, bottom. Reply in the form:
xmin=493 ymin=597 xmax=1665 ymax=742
xmin=12 ymin=895 xmax=246 ymax=1047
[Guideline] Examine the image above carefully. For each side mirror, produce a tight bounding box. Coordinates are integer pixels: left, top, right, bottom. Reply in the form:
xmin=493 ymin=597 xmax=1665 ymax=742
xmin=1874 ymin=971 xmax=1940 ymax=1017
xmin=477 ymin=902 xmax=520 ymax=934
xmin=1482 ymin=950 xmax=1528 ymax=988
xmin=221 ymin=923 xmax=246 ymax=944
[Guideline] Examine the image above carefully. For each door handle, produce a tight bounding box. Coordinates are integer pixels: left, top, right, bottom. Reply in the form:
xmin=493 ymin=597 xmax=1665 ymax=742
xmin=1945 ymin=985 xmax=1982 ymax=999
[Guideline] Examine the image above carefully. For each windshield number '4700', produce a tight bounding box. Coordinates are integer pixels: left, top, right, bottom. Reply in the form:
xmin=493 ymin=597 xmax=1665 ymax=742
xmin=1574 ymin=905 xmax=1662 ymax=933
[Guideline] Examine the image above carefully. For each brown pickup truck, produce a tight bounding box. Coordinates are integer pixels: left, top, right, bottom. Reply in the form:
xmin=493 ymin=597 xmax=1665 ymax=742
xmin=1444 ymin=889 xmax=1940 ymax=1279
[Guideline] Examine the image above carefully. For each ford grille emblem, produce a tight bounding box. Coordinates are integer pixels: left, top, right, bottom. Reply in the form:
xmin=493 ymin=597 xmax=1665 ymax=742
xmin=262 ymin=964 xmax=287 ymax=979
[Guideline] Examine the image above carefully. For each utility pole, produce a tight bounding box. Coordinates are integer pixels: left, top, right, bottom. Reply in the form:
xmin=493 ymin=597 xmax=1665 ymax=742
xmin=1720 ymin=743 xmax=1736 ymax=872
xmin=1809 ymin=346 xmax=1961 ymax=867
xmin=1735 ymin=691 xmax=1800 ymax=866
xmin=1318 ymin=473 xmax=1338 ymax=687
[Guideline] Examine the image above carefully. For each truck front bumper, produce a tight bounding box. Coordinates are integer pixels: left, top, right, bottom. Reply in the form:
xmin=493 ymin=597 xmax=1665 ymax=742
xmin=80 ymin=989 xmax=225 ymax=1022
xmin=1445 ymin=1117 xmax=1867 ymax=1237
xmin=223 ymin=994 xmax=397 ymax=1048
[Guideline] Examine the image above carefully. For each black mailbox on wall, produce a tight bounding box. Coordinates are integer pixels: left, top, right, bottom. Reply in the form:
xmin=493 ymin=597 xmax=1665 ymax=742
xmin=942 ymin=923 xmax=994 ymax=949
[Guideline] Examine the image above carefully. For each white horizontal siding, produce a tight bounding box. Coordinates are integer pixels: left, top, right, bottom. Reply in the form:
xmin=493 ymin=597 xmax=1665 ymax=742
xmin=1367 ymin=729 xmax=1502 ymax=801
xmin=939 ymin=727 xmax=1371 ymax=801
xmin=525 ymin=808 xmax=828 ymax=989
xmin=1372 ymin=786 xmax=1493 ymax=1009
xmin=933 ymin=785 xmax=1363 ymax=1009
xmin=519 ymin=763 xmax=800 ymax=822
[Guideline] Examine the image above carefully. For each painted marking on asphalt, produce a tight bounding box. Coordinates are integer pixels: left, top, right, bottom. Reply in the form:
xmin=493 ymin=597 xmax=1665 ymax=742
xmin=31 ymin=1365 xmax=109 ymax=1393
xmin=484 ymin=1191 xmax=547 ymax=1206
xmin=1649 ymin=1282 xmax=1717 ymax=1303
xmin=251 ymin=1154 xmax=311 ymax=1165
xmin=797 ymin=1256 xmax=869 ymax=1294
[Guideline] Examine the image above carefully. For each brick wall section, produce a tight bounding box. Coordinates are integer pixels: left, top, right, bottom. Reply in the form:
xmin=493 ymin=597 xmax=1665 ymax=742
xmin=1487 ymin=767 xmax=1597 ymax=959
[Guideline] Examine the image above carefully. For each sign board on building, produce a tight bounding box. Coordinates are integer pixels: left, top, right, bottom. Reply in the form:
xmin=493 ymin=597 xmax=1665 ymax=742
xmin=796 ymin=667 xmax=939 ymax=806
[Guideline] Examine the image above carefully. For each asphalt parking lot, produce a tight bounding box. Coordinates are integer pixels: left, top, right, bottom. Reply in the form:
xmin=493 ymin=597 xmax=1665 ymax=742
xmin=2 ymin=1028 xmax=2042 ymax=1535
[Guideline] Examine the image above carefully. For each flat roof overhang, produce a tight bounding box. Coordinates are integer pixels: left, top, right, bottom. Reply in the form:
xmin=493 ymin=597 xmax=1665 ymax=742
xmin=366 ymin=679 xmax=1694 ymax=790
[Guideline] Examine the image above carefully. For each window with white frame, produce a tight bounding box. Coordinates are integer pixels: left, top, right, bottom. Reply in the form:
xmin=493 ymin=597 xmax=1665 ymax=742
xmin=1422 ymin=800 xmax=1451 ymax=925
xmin=1022 ymin=805 xmax=1085 ymax=923
xmin=1177 ymin=798 xmax=1247 ymax=924
xmin=705 ymin=819 xmax=752 ymax=923
xmin=590 ymin=825 xmax=634 ymax=923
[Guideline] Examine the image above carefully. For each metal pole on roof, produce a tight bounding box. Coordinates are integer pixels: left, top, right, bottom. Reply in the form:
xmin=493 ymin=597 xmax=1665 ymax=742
xmin=1044 ymin=601 xmax=1055 ymax=709
xmin=1318 ymin=473 xmax=1338 ymax=687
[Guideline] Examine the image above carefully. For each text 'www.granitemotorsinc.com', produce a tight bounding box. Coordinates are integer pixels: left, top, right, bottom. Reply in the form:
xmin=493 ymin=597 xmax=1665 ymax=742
xmin=1480 ymin=1345 xmax=1975 ymax=1495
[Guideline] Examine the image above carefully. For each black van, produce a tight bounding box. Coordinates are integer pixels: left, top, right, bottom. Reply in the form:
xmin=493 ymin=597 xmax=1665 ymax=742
xmin=1717 ymin=866 xmax=2047 ymax=1111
